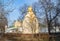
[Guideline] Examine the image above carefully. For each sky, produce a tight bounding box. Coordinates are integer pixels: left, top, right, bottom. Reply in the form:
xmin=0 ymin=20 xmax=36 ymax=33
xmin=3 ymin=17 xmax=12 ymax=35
xmin=3 ymin=0 xmax=58 ymax=26
xmin=4 ymin=0 xmax=38 ymax=26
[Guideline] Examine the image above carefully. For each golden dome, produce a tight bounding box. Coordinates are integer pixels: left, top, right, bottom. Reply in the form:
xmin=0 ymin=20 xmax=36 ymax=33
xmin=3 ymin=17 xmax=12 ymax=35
xmin=28 ymin=6 xmax=33 ymax=12
xmin=27 ymin=6 xmax=35 ymax=23
xmin=14 ymin=20 xmax=22 ymax=28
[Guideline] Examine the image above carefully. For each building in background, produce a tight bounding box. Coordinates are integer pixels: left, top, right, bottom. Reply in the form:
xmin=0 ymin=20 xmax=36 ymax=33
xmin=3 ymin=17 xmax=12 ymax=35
xmin=14 ymin=20 xmax=22 ymax=28
xmin=5 ymin=20 xmax=23 ymax=33
xmin=14 ymin=20 xmax=23 ymax=33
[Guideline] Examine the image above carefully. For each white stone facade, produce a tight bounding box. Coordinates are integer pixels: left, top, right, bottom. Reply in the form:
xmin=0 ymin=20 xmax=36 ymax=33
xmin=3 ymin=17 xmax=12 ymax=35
xmin=22 ymin=6 xmax=39 ymax=34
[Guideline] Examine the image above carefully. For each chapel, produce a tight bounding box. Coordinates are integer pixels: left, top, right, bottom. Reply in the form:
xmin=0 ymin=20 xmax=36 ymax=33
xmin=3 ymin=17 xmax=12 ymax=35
xmin=22 ymin=6 xmax=39 ymax=34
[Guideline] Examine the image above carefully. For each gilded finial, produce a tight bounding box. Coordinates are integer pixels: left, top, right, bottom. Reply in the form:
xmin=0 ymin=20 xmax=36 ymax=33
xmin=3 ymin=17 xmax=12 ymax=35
xmin=28 ymin=6 xmax=33 ymax=12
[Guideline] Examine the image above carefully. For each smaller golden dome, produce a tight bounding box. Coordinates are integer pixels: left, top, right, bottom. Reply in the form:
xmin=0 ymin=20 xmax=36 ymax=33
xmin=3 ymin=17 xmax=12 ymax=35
xmin=14 ymin=20 xmax=22 ymax=28
xmin=28 ymin=6 xmax=33 ymax=12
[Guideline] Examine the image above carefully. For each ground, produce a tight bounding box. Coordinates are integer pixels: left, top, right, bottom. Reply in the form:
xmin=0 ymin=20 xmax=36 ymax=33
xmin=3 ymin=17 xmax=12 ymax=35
xmin=0 ymin=33 xmax=49 ymax=41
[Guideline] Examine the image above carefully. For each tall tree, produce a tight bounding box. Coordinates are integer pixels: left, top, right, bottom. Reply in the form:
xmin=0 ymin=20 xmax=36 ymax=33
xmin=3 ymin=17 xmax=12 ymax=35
xmin=19 ymin=4 xmax=28 ymax=21
xmin=33 ymin=0 xmax=60 ymax=41
xmin=0 ymin=0 xmax=15 ymax=33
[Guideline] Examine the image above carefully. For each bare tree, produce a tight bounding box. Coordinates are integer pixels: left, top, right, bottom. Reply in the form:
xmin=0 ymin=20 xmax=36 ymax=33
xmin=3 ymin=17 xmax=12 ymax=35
xmin=19 ymin=4 xmax=28 ymax=21
xmin=32 ymin=0 xmax=60 ymax=41
xmin=0 ymin=0 xmax=15 ymax=34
